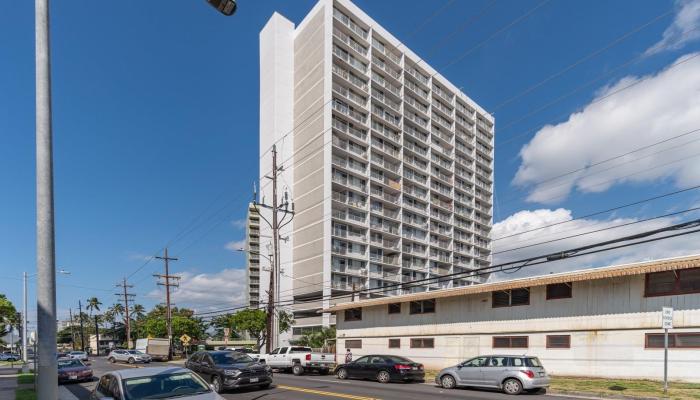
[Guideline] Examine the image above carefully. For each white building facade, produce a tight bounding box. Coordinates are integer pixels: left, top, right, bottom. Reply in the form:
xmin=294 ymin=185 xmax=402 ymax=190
xmin=259 ymin=0 xmax=495 ymax=343
xmin=327 ymin=256 xmax=700 ymax=382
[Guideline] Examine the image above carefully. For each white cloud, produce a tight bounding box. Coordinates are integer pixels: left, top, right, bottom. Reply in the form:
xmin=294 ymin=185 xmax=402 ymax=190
xmin=126 ymin=252 xmax=153 ymax=262
xmin=225 ymin=239 xmax=247 ymax=252
xmin=514 ymin=53 xmax=700 ymax=204
xmin=231 ymin=219 xmax=247 ymax=229
xmin=149 ymin=268 xmax=248 ymax=312
xmin=646 ymin=0 xmax=700 ymax=55
xmin=490 ymin=208 xmax=700 ymax=280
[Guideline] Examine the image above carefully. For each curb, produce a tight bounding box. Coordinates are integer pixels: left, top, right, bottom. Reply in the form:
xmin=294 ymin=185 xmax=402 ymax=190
xmin=547 ymin=389 xmax=666 ymax=400
xmin=58 ymin=385 xmax=80 ymax=400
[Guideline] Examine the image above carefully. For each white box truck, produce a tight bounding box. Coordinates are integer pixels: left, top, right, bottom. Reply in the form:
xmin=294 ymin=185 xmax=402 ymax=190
xmin=135 ymin=338 xmax=170 ymax=361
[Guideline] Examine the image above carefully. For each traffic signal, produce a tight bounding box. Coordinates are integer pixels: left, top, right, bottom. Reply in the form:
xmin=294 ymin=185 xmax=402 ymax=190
xmin=206 ymin=0 xmax=237 ymax=16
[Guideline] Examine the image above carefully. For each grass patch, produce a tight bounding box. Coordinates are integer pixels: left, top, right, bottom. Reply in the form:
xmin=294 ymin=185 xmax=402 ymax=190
xmin=15 ymin=388 xmax=36 ymax=400
xmin=17 ymin=373 xmax=34 ymax=385
xmin=550 ymin=376 xmax=700 ymax=400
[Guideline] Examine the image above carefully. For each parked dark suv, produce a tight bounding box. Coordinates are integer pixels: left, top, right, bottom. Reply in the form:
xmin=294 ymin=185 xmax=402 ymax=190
xmin=185 ymin=350 xmax=272 ymax=393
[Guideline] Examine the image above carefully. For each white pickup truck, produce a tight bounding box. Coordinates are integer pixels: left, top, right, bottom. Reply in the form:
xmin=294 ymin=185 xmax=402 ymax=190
xmin=259 ymin=346 xmax=335 ymax=375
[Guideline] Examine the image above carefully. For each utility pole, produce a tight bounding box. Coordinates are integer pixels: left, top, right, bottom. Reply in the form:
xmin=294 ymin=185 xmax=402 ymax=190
xmin=35 ymin=0 xmax=57 ymax=396
xmin=94 ymin=316 xmax=100 ymax=356
xmin=68 ymin=308 xmax=76 ymax=351
xmin=115 ymin=279 xmax=135 ymax=349
xmin=22 ymin=272 xmax=28 ymax=363
xmin=77 ymin=300 xmax=86 ymax=352
xmin=155 ymin=248 xmax=179 ymax=361
xmin=252 ymin=145 xmax=294 ymax=353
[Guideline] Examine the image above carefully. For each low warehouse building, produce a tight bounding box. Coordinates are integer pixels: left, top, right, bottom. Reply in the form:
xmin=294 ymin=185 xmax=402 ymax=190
xmin=325 ymin=255 xmax=700 ymax=382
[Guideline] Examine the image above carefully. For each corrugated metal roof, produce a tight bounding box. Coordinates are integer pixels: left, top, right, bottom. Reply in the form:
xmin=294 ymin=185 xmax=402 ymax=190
xmin=323 ymin=254 xmax=700 ymax=312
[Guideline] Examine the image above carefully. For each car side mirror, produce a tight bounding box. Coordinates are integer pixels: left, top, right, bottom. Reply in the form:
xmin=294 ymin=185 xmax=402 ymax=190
xmin=456 ymin=364 xmax=462 ymax=369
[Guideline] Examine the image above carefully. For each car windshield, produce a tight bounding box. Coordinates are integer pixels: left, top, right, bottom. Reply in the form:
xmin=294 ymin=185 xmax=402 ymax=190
xmin=58 ymin=359 xmax=83 ymax=368
xmin=211 ymin=352 xmax=253 ymax=364
xmin=127 ymin=350 xmax=143 ymax=355
xmin=384 ymin=356 xmax=412 ymax=363
xmin=289 ymin=347 xmax=312 ymax=353
xmin=122 ymin=372 xmax=210 ymax=399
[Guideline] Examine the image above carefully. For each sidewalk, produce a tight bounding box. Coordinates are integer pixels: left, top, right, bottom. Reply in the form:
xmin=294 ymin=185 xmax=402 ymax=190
xmin=0 ymin=366 xmax=19 ymax=400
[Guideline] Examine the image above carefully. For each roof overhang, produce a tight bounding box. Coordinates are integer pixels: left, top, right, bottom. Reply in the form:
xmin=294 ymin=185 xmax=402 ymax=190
xmin=322 ymin=254 xmax=700 ymax=313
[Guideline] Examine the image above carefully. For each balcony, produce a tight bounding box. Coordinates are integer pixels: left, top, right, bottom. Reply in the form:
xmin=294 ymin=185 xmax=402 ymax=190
xmin=432 ymin=84 xmax=453 ymax=103
xmin=370 ymin=253 xmax=400 ymax=266
xmin=430 ymin=182 xmax=451 ymax=197
xmin=332 ymin=63 xmax=368 ymax=92
xmin=455 ymin=207 xmax=472 ymax=219
xmin=405 ymin=112 xmax=428 ymax=129
xmin=430 ymin=225 xmax=452 ymax=236
xmin=404 ymin=125 xmax=428 ymax=143
xmin=331 ymin=281 xmax=367 ymax=291
xmin=332 ymin=135 xmax=367 ymax=159
xmin=405 ymin=79 xmax=429 ymax=101
xmin=403 ymin=185 xmax=428 ymax=200
xmin=332 ymin=155 xmax=366 ymax=176
xmin=404 ymin=171 xmax=428 ymax=187
xmin=372 ymin=58 xmax=401 ymax=81
xmin=371 ymin=39 xmax=401 ymax=66
xmin=432 ymin=99 xmax=453 ymax=117
xmin=430 ymin=211 xmax=451 ymax=224
xmin=332 ymin=191 xmax=367 ymax=209
xmin=402 ymin=230 xmax=427 ymax=242
xmin=371 ymin=138 xmax=400 ymax=159
xmin=370 ymin=187 xmax=399 ymax=203
xmin=402 ymin=217 xmax=428 ymax=230
xmin=333 ymin=8 xmax=368 ymax=40
xmin=370 ymin=222 xmax=399 ymax=235
xmin=369 ymin=271 xmax=401 ymax=282
xmin=404 ymin=95 xmax=430 ymax=116
xmin=332 ymin=246 xmax=367 ymax=258
xmin=371 ymin=73 xmax=401 ymax=98
xmin=406 ymin=67 xmax=430 ymax=87
xmin=333 ymin=82 xmax=367 ymax=109
xmin=370 ymin=171 xmax=402 ymax=192
xmin=333 ymin=45 xmax=367 ymax=74
xmin=371 ymin=88 xmax=401 ymax=113
xmin=432 ymin=128 xmax=453 ymax=144
xmin=402 ymin=260 xmax=427 ymax=271
xmin=333 ymin=229 xmax=367 ymax=243
xmin=371 ymin=119 xmax=401 ymax=142
xmin=332 ymin=117 xmax=367 ymax=144
xmin=371 ymin=156 xmax=400 ymax=174
xmin=332 ymin=174 xmax=367 ymax=193
xmin=333 ymin=27 xmax=368 ymax=57
xmin=430 ymin=142 xmax=453 ymax=157
xmin=431 ymin=169 xmax=453 ymax=185
xmin=332 ymin=264 xmax=367 ymax=276
xmin=370 ymin=205 xmax=400 ymax=221
xmin=454 ymin=180 xmax=473 ymax=193
xmin=333 ymin=100 xmax=367 ymax=125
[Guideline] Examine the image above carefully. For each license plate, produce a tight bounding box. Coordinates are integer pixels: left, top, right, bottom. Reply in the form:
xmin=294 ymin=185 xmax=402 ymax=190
xmin=250 ymin=377 xmax=259 ymax=383
xmin=69 ymin=375 xmax=78 ymax=380
xmin=412 ymin=367 xmax=417 ymax=370
xmin=539 ymin=372 xmax=545 ymax=377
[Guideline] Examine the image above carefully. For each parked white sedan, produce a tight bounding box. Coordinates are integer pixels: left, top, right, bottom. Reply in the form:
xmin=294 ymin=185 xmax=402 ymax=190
xmin=90 ymin=367 xmax=224 ymax=399
xmin=68 ymin=351 xmax=88 ymax=361
xmin=107 ymin=349 xmax=152 ymax=364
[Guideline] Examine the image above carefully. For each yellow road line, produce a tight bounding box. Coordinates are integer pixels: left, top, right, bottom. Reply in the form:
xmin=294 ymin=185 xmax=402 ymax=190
xmin=276 ymin=384 xmax=382 ymax=400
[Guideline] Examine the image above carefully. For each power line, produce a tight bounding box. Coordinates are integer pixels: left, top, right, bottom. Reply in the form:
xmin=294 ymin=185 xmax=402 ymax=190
xmin=193 ymin=218 xmax=700 ymax=317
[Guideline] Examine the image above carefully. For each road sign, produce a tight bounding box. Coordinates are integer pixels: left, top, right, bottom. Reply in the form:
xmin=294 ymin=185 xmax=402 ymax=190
xmin=662 ymin=307 xmax=673 ymax=329
xmin=180 ymin=334 xmax=191 ymax=344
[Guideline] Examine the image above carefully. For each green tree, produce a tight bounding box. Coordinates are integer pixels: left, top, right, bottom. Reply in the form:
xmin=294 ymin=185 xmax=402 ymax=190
xmin=210 ymin=313 xmax=240 ymax=339
xmin=0 ymin=295 xmax=18 ymax=336
xmin=230 ymin=309 xmax=293 ymax=350
xmin=295 ymin=327 xmax=336 ymax=349
xmin=86 ymin=297 xmax=102 ymax=317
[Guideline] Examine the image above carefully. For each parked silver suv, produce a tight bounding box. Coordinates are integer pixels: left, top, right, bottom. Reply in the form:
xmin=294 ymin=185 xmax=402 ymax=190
xmin=436 ymin=355 xmax=549 ymax=395
xmin=107 ymin=349 xmax=152 ymax=364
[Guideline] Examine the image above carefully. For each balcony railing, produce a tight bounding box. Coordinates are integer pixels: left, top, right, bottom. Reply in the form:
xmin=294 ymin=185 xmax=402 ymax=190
xmin=371 ymin=73 xmax=401 ymax=97
xmin=333 ymin=8 xmax=368 ymax=40
xmin=404 ymin=140 xmax=428 ymax=156
xmin=372 ymin=58 xmax=401 ymax=80
xmin=332 ymin=63 xmax=368 ymax=92
xmin=370 ymin=187 xmax=399 ymax=203
xmin=406 ymin=67 xmax=430 ymax=86
xmin=333 ymin=27 xmax=368 ymax=56
xmin=371 ymin=139 xmax=400 ymax=158
xmin=333 ymin=82 xmax=367 ymax=108
xmin=332 ymin=117 xmax=367 ymax=141
xmin=405 ymin=79 xmax=429 ymax=100
xmin=371 ymin=39 xmax=401 ymax=65
xmin=404 ymin=95 xmax=429 ymax=115
xmin=371 ymin=156 xmax=400 ymax=173
xmin=333 ymin=45 xmax=367 ymax=73
xmin=371 ymin=88 xmax=401 ymax=112
xmin=371 ymin=119 xmax=401 ymax=141
xmin=333 ymin=100 xmax=367 ymax=125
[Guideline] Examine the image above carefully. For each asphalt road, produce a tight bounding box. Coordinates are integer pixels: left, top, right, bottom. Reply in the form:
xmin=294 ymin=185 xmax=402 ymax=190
xmin=64 ymin=357 xmax=572 ymax=400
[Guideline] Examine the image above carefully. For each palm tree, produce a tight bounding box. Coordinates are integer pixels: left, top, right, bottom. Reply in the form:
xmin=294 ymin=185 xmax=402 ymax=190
xmin=131 ymin=304 xmax=146 ymax=339
xmin=86 ymin=297 xmax=102 ymax=317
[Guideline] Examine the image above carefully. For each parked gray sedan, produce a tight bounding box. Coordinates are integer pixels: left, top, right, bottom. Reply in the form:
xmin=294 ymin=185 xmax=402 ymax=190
xmin=107 ymin=349 xmax=152 ymax=364
xmin=90 ymin=367 xmax=224 ymax=399
xmin=436 ymin=355 xmax=550 ymax=395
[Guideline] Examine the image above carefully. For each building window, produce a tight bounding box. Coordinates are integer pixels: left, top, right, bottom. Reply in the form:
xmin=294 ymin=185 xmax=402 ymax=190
xmin=292 ymin=326 xmax=323 ymax=336
xmin=546 ymin=335 xmax=571 ymax=349
xmin=410 ymin=338 xmax=434 ymax=348
xmin=345 ymin=340 xmax=362 ymax=349
xmin=645 ymin=268 xmax=700 ymax=297
xmin=388 ymin=339 xmax=400 ymax=348
xmin=344 ymin=308 xmax=362 ymax=322
xmin=493 ymin=336 xmax=528 ymax=348
xmin=388 ymin=303 xmax=401 ymax=314
xmin=645 ymin=333 xmax=700 ymax=348
xmin=492 ymin=288 xmax=530 ymax=308
xmin=409 ymin=299 xmax=436 ymax=314
xmin=546 ymin=283 xmax=572 ymax=300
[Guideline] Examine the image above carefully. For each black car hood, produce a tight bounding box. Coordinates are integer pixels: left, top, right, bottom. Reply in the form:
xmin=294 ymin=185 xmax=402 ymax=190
xmin=216 ymin=361 xmax=266 ymax=371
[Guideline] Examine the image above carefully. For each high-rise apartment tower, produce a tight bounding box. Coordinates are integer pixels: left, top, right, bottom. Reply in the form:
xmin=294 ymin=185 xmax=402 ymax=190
xmin=258 ymin=0 xmax=494 ymax=343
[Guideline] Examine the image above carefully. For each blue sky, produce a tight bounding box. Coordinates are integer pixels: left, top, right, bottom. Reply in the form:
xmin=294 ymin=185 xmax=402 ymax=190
xmin=2 ymin=0 xmax=700 ymax=323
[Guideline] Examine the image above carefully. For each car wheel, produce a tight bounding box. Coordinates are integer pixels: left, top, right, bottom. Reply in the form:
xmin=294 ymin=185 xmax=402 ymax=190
xmin=336 ymin=367 xmax=348 ymax=380
xmin=503 ymin=378 xmax=523 ymax=395
xmin=292 ymin=364 xmax=305 ymax=376
xmin=212 ymin=376 xmax=223 ymax=393
xmin=108 ymin=357 xmax=115 ymax=363
xmin=377 ymin=370 xmax=391 ymax=384
xmin=441 ymin=375 xmax=456 ymax=389
xmin=127 ymin=358 xmax=135 ymax=364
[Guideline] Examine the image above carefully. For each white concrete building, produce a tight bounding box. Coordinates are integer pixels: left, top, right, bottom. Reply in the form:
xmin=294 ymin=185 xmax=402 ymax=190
xmin=326 ymin=255 xmax=700 ymax=382
xmin=258 ymin=0 xmax=495 ymax=343
xmin=244 ymin=203 xmax=261 ymax=309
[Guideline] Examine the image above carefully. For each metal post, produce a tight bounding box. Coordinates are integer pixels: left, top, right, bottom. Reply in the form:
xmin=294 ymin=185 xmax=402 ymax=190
xmin=22 ymin=272 xmax=28 ymax=363
xmin=35 ymin=0 xmax=58 ymax=397
xmin=78 ymin=300 xmax=86 ymax=352
xmin=94 ymin=316 xmax=100 ymax=356
xmin=68 ymin=308 xmax=76 ymax=351
xmin=663 ymin=328 xmax=668 ymax=394
xmin=265 ymin=145 xmax=279 ymax=353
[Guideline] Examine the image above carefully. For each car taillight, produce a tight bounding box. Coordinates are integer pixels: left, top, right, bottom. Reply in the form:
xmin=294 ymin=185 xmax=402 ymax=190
xmin=305 ymin=354 xmax=311 ymax=361
xmin=521 ymin=370 xmax=535 ymax=379
xmin=395 ymin=364 xmax=412 ymax=370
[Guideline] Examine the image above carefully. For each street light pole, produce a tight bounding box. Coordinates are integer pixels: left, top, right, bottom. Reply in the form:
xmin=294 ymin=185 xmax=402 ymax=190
xmin=22 ymin=272 xmax=28 ymax=363
xmin=35 ymin=0 xmax=57 ymax=397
